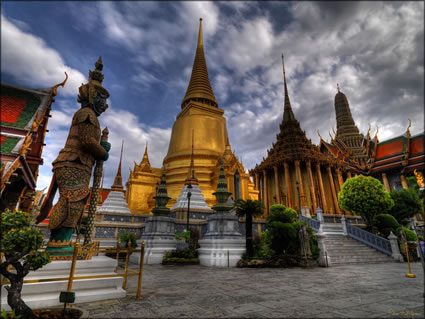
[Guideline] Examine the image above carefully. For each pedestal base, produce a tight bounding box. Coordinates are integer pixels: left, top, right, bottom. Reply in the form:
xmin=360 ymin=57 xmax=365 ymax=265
xmin=198 ymin=238 xmax=245 ymax=267
xmin=130 ymin=239 xmax=176 ymax=264
xmin=1 ymin=256 xmax=125 ymax=310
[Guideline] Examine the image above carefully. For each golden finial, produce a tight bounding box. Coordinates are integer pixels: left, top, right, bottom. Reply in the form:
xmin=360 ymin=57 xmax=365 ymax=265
xmin=144 ymin=141 xmax=148 ymax=156
xmin=198 ymin=18 xmax=203 ymax=47
xmin=52 ymin=72 xmax=68 ymax=96
xmin=317 ymin=130 xmax=323 ymax=141
xmin=337 ymin=83 xmax=340 ymax=92
xmin=407 ymin=119 xmax=412 ymax=135
xmin=329 ymin=131 xmax=334 ymax=141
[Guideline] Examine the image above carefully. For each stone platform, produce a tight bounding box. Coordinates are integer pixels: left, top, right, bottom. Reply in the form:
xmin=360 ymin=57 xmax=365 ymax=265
xmin=1 ymin=256 xmax=125 ymax=310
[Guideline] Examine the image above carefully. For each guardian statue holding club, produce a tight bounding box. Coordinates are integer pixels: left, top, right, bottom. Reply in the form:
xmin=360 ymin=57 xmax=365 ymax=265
xmin=36 ymin=57 xmax=111 ymax=259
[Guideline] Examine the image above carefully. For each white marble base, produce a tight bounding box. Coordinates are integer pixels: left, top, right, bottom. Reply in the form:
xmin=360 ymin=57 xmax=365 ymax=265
xmin=1 ymin=256 xmax=125 ymax=310
xmin=130 ymin=239 xmax=176 ymax=264
xmin=198 ymin=238 xmax=245 ymax=267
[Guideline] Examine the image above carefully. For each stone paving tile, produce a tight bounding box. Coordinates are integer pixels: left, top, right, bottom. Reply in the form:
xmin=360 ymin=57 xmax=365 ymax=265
xmin=77 ymin=261 xmax=424 ymax=318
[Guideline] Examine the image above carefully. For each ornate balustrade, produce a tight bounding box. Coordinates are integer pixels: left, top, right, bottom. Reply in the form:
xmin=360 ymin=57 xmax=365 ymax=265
xmin=300 ymin=215 xmax=321 ymax=232
xmin=346 ymin=223 xmax=392 ymax=256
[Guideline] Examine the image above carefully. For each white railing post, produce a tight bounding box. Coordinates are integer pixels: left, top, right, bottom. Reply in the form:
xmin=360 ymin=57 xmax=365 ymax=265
xmin=388 ymin=231 xmax=403 ymax=262
xmin=316 ymin=207 xmax=324 ymax=233
xmin=340 ymin=215 xmax=347 ymax=236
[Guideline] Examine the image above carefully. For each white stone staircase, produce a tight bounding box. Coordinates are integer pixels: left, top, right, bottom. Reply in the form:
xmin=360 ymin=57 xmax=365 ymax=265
xmin=320 ymin=223 xmax=395 ymax=266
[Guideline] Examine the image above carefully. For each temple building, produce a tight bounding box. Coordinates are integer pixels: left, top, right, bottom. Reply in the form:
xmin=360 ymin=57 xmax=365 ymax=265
xmin=126 ymin=19 xmax=258 ymax=214
xmin=0 ymin=77 xmax=67 ymax=212
xmin=250 ymin=56 xmax=344 ymax=217
xmin=320 ymin=88 xmax=424 ymax=193
xmin=253 ymin=57 xmax=424 ymax=218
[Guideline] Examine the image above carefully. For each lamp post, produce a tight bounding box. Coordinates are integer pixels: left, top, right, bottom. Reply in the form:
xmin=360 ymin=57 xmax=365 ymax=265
xmin=296 ymin=180 xmax=301 ymax=219
xmin=186 ymin=184 xmax=192 ymax=239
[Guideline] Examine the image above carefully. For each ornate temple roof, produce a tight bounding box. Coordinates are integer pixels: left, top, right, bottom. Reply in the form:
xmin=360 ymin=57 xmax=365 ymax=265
xmin=253 ymin=56 xmax=333 ymax=172
xmin=333 ymin=85 xmax=368 ymax=164
xmin=181 ymin=18 xmax=218 ymax=109
xmin=1 ymin=77 xmax=66 ymax=192
xmin=111 ymin=140 xmax=124 ymax=192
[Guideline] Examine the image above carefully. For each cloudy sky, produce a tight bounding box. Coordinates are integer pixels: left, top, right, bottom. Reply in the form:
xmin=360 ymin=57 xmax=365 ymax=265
xmin=1 ymin=1 xmax=424 ymax=191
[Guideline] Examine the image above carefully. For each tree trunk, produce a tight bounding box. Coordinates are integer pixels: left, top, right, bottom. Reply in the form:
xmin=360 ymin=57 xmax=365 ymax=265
xmin=5 ymin=277 xmax=33 ymax=319
xmin=246 ymin=214 xmax=253 ymax=258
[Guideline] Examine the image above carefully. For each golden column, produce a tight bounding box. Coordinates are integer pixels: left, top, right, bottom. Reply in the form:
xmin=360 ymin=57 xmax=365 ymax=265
xmin=274 ymin=166 xmax=281 ymax=204
xmin=255 ymin=173 xmax=260 ymax=191
xmin=306 ymin=161 xmax=317 ymax=214
xmin=382 ymin=173 xmax=390 ymax=192
xmin=347 ymin=171 xmax=352 ymax=178
xmin=315 ymin=163 xmax=328 ymax=213
xmin=337 ymin=168 xmax=344 ymax=190
xmin=327 ymin=166 xmax=340 ymax=214
xmin=295 ymin=160 xmax=306 ymax=207
xmin=400 ymin=174 xmax=408 ymax=189
xmin=263 ymin=170 xmax=269 ymax=215
xmin=284 ymin=162 xmax=293 ymax=208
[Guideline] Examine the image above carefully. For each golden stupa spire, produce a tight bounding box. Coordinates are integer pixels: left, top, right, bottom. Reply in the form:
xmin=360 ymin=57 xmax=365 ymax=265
xmin=181 ymin=18 xmax=218 ymax=109
xmin=111 ymin=140 xmax=124 ymax=192
xmin=185 ymin=129 xmax=199 ymax=185
xmin=281 ymin=54 xmax=296 ymax=122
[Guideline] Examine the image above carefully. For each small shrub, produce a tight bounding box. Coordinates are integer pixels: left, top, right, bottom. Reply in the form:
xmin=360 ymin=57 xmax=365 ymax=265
xmin=175 ymin=231 xmax=190 ymax=241
xmin=269 ymin=205 xmax=297 ymax=223
xmin=388 ymin=189 xmax=423 ymax=226
xmin=375 ymin=214 xmax=400 ymax=237
xmin=162 ymin=248 xmax=199 ymax=264
xmin=118 ymin=231 xmax=137 ymax=248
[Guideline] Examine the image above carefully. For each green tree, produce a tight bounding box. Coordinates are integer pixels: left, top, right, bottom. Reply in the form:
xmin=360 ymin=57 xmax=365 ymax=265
xmin=234 ymin=199 xmax=265 ymax=258
xmin=375 ymin=214 xmax=400 ymax=238
xmin=0 ymin=211 xmax=50 ymax=319
xmin=266 ymin=205 xmax=299 ymax=255
xmin=338 ymin=175 xmax=394 ymax=230
xmin=388 ymin=189 xmax=423 ymax=226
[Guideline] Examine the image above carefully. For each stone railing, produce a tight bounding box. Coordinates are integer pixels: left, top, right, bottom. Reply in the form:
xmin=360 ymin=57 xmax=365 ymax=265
xmin=300 ymin=215 xmax=321 ymax=232
xmin=346 ymin=223 xmax=392 ymax=256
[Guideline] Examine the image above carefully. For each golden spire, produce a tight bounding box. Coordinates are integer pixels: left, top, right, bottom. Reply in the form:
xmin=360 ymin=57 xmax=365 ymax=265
xmin=185 ymin=129 xmax=199 ymax=185
xmin=281 ymin=54 xmax=296 ymax=122
xmin=111 ymin=140 xmax=124 ymax=192
xmin=337 ymin=83 xmax=340 ymax=93
xmin=181 ymin=18 xmax=218 ymax=109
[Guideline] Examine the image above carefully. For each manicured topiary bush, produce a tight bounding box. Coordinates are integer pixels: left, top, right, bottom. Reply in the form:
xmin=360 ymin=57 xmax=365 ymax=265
xmin=375 ymin=214 xmax=400 ymax=238
xmin=388 ymin=189 xmax=423 ymax=226
xmin=338 ymin=175 xmax=394 ymax=230
xmin=0 ymin=210 xmax=50 ymax=319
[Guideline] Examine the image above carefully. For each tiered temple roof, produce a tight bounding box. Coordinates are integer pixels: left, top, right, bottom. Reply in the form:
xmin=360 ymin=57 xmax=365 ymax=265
xmin=253 ymin=56 xmax=335 ymax=172
xmin=0 ymin=76 xmax=67 ymax=211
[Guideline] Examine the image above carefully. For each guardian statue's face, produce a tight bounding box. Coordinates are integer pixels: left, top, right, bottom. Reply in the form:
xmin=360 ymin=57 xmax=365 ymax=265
xmin=93 ymin=91 xmax=108 ymax=116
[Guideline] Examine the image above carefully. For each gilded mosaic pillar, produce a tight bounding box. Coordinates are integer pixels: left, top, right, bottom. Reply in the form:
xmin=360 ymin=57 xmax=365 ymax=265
xmin=295 ymin=160 xmax=306 ymax=207
xmin=327 ymin=166 xmax=340 ymax=214
xmin=263 ymin=170 xmax=269 ymax=215
xmin=284 ymin=162 xmax=293 ymax=208
xmin=255 ymin=173 xmax=260 ymax=191
xmin=347 ymin=172 xmax=352 ymax=178
xmin=306 ymin=161 xmax=317 ymax=214
xmin=315 ymin=163 xmax=328 ymax=213
xmin=337 ymin=168 xmax=344 ymax=190
xmin=400 ymin=174 xmax=408 ymax=189
xmin=274 ymin=166 xmax=281 ymax=204
xmin=382 ymin=173 xmax=390 ymax=192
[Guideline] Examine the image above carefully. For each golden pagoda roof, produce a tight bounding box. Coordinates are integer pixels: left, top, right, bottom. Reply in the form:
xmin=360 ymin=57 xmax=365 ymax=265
xmin=181 ymin=18 xmax=218 ymax=109
xmin=253 ymin=56 xmax=336 ymax=172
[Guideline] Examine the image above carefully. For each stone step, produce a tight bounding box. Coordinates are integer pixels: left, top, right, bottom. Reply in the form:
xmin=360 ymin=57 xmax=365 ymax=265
xmin=329 ymin=255 xmax=393 ymax=262
xmin=328 ymin=253 xmax=392 ymax=259
xmin=1 ymin=287 xmax=125 ymax=311
xmin=331 ymin=259 xmax=395 ymax=265
xmin=325 ymin=248 xmax=387 ymax=255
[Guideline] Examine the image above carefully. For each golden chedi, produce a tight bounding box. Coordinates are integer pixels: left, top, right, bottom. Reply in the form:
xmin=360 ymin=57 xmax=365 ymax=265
xmin=126 ymin=19 xmax=258 ymax=214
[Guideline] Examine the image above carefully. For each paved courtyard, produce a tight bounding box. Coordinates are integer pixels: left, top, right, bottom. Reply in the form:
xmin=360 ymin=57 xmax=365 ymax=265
xmin=78 ymin=261 xmax=424 ymax=318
